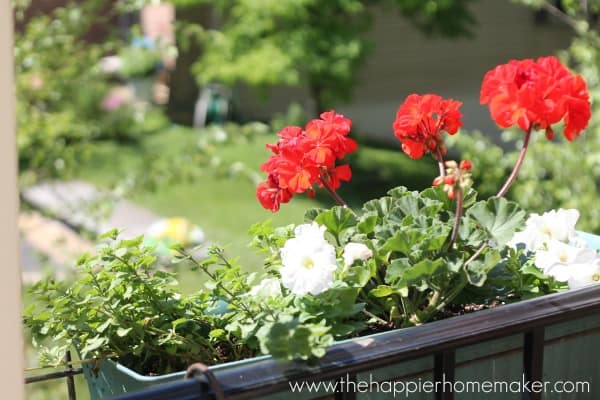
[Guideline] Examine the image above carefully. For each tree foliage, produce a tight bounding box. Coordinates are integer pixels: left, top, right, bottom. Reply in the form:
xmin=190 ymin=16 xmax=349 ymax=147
xmin=178 ymin=0 xmax=476 ymax=111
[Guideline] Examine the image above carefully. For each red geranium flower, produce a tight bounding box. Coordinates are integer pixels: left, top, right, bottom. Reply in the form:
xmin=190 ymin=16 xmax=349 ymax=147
xmin=257 ymin=111 xmax=357 ymax=212
xmin=392 ymin=94 xmax=463 ymax=159
xmin=480 ymin=56 xmax=591 ymax=140
xmin=318 ymin=164 xmax=352 ymax=191
xmin=256 ymin=174 xmax=294 ymax=212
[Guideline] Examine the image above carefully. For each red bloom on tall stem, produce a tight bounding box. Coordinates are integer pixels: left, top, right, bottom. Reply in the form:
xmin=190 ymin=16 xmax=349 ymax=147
xmin=392 ymin=94 xmax=463 ymax=159
xmin=257 ymin=110 xmax=357 ymax=212
xmin=480 ymin=56 xmax=591 ymax=140
xmin=256 ymin=174 xmax=293 ymax=212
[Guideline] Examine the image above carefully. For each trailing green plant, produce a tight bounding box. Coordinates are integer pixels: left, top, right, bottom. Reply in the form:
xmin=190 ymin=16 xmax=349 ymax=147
xmin=24 ymin=231 xmax=254 ymax=374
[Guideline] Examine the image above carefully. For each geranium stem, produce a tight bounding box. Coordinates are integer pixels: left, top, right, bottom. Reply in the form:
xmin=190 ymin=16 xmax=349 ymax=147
xmin=319 ymin=177 xmax=349 ymax=208
xmin=436 ymin=148 xmax=446 ymax=177
xmin=496 ymin=128 xmax=532 ymax=198
xmin=449 ymin=188 xmax=463 ymax=248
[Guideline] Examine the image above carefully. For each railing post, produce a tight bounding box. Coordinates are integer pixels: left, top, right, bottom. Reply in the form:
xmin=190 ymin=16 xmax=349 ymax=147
xmin=434 ymin=350 xmax=455 ymax=400
xmin=334 ymin=373 xmax=357 ymax=400
xmin=65 ymin=350 xmax=77 ymax=400
xmin=522 ymin=328 xmax=545 ymax=400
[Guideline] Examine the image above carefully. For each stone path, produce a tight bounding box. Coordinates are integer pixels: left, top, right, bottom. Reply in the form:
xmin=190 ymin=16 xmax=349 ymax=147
xmin=22 ymin=180 xmax=160 ymax=238
xmin=19 ymin=211 xmax=94 ymax=282
xmin=20 ymin=180 xmax=162 ymax=283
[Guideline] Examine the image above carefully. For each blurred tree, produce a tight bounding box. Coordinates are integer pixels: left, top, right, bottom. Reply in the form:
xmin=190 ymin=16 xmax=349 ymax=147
xmin=175 ymin=0 xmax=476 ymax=113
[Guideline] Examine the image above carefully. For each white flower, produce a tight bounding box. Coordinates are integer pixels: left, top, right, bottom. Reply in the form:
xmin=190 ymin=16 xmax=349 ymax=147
xmin=509 ymin=209 xmax=582 ymax=252
xmin=535 ymin=239 xmax=598 ymax=281
xmin=568 ymin=261 xmax=600 ymax=290
xmin=279 ymin=223 xmax=337 ymax=296
xmin=343 ymin=242 xmax=373 ymax=267
xmin=248 ymin=278 xmax=282 ymax=298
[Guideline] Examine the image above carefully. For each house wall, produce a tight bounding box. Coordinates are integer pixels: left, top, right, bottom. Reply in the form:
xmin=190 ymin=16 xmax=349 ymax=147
xmin=235 ymin=0 xmax=572 ymax=143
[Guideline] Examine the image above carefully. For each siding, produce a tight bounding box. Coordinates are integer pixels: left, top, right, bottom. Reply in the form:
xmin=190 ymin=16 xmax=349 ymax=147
xmin=235 ymin=0 xmax=572 ymax=143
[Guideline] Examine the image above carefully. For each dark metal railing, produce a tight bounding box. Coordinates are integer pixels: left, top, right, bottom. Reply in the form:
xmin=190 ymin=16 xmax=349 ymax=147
xmin=25 ymin=350 xmax=83 ymax=400
xmin=110 ymin=285 xmax=600 ymax=400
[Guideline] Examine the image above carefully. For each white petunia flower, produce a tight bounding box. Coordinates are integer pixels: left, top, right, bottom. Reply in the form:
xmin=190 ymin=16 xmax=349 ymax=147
xmin=343 ymin=243 xmax=373 ymax=267
xmin=535 ymin=239 xmax=598 ymax=281
xmin=248 ymin=278 xmax=282 ymax=298
xmin=568 ymin=261 xmax=600 ymax=290
xmin=279 ymin=223 xmax=337 ymax=296
xmin=509 ymin=209 xmax=582 ymax=252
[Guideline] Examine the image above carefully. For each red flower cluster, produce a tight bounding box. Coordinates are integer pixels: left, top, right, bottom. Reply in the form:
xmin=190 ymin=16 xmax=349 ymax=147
xmin=392 ymin=94 xmax=463 ymax=159
xmin=480 ymin=56 xmax=591 ymax=141
xmin=257 ymin=111 xmax=357 ymax=212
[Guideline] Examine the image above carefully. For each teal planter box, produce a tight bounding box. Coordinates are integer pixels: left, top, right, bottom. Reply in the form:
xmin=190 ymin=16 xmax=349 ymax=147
xmin=82 ymin=233 xmax=600 ymax=400
xmin=82 ymin=359 xmax=183 ymax=400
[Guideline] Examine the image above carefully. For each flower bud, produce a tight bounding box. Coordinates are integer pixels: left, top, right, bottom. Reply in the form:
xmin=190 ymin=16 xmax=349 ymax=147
xmin=459 ymin=160 xmax=472 ymax=171
xmin=444 ymin=160 xmax=458 ymax=169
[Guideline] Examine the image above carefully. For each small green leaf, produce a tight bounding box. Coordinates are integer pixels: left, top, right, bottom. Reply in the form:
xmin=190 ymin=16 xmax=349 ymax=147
xmin=387 ymin=258 xmax=445 ymax=291
xmin=304 ymin=208 xmax=325 ymax=222
xmin=99 ymin=229 xmax=120 ymax=240
xmin=314 ymin=206 xmax=356 ymax=243
xmin=117 ymin=327 xmax=132 ymax=337
xmin=209 ymin=329 xmax=226 ymax=339
xmin=521 ymin=264 xmax=547 ymax=279
xmin=466 ymin=250 xmax=502 ymax=286
xmin=370 ymin=285 xmax=394 ymax=297
xmin=357 ymin=213 xmax=377 ymax=234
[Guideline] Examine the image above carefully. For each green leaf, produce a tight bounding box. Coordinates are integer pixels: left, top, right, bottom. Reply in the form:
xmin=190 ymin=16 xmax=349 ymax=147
xmin=304 ymin=208 xmax=325 ymax=222
xmin=80 ymin=336 xmax=108 ymax=356
xmin=117 ymin=327 xmax=132 ymax=337
xmin=99 ymin=229 xmax=120 ymax=240
xmin=96 ymin=319 xmax=113 ymax=333
xmin=362 ymin=197 xmax=394 ymax=219
xmin=467 ymin=197 xmax=526 ymax=247
xmin=357 ymin=213 xmax=377 ymax=234
xmin=370 ymin=285 xmax=394 ymax=297
xmin=381 ymin=230 xmax=424 ymax=255
xmin=466 ymin=250 xmax=501 ymax=286
xmin=209 ymin=329 xmax=226 ymax=339
xmin=521 ymin=264 xmax=547 ymax=279
xmin=314 ymin=206 xmax=356 ymax=243
xmin=386 ymin=258 xmax=445 ymax=291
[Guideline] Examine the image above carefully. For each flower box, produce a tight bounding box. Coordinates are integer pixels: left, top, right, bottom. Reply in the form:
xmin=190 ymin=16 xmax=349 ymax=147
xmin=77 ymin=234 xmax=600 ymax=400
xmin=24 ymin=55 xmax=600 ymax=400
